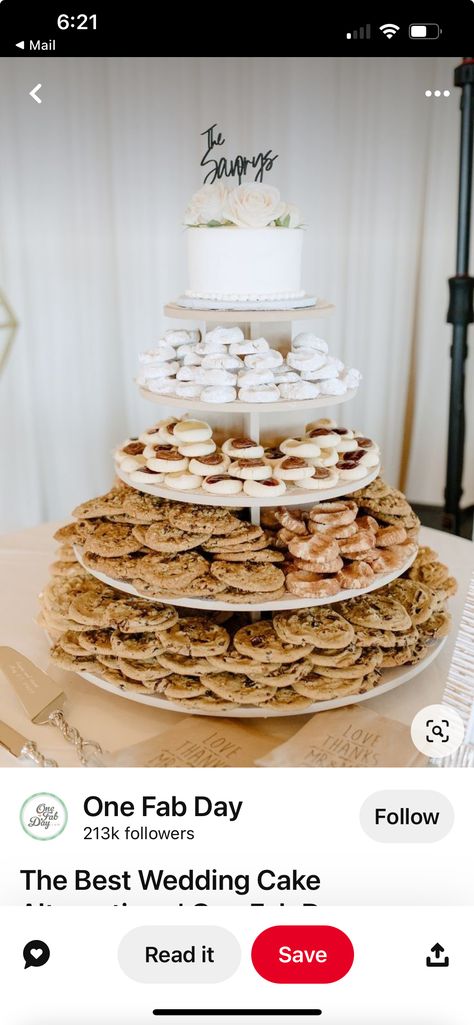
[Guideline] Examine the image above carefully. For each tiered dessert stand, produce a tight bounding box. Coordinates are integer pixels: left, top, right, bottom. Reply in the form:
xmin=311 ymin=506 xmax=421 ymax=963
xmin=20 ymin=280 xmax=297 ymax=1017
xmin=75 ymin=298 xmax=446 ymax=716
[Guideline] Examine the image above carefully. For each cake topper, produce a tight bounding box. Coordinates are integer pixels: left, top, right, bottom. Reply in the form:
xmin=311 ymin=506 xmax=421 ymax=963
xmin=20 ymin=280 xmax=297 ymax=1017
xmin=201 ymin=123 xmax=278 ymax=185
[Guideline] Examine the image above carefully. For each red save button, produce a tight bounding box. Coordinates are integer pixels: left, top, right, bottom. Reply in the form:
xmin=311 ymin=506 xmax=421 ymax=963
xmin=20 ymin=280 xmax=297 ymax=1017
xmin=252 ymin=926 xmax=354 ymax=984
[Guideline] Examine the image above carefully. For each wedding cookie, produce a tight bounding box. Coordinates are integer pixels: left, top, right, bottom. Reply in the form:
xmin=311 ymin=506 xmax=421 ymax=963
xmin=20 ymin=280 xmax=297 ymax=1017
xmin=244 ymin=350 xmax=283 ymax=370
xmin=164 ymin=328 xmax=200 ymax=345
xmin=205 ymin=325 xmax=244 ymax=345
xmin=278 ymin=381 xmax=320 ymax=400
xmin=292 ymin=332 xmax=329 ymax=353
xmin=287 ymin=349 xmax=327 ymax=372
xmin=238 ymin=384 xmax=280 ymax=403
xmin=200 ymin=385 xmax=237 ymax=403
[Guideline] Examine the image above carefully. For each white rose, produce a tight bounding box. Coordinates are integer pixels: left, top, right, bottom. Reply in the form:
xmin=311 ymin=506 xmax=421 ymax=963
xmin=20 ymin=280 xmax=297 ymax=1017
xmin=184 ymin=183 xmax=229 ymax=226
xmin=276 ymin=202 xmax=303 ymax=227
xmin=223 ymin=183 xmax=286 ymax=228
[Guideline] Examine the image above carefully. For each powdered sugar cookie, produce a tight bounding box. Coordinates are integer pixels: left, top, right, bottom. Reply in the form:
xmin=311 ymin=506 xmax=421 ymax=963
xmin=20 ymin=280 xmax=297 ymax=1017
xmin=222 ymin=437 xmax=265 ymax=459
xmin=139 ymin=344 xmax=176 ymax=365
xmin=201 ymin=353 xmax=243 ymax=371
xmin=278 ymin=381 xmax=320 ymax=400
xmin=238 ymin=384 xmax=280 ymax=403
xmin=318 ymin=378 xmax=347 ymax=396
xmin=176 ymin=366 xmax=204 ymax=382
xmin=229 ymin=337 xmax=269 ymax=356
xmin=175 ymin=383 xmax=203 ymax=399
xmin=143 ymin=379 xmax=178 ymax=396
xmin=139 ymin=360 xmax=179 ymax=380
xmin=205 ymin=325 xmax=244 ymax=346
xmin=292 ymin=332 xmax=329 ymax=353
xmin=272 ymin=369 xmax=301 ymax=384
xmin=164 ymin=328 xmax=200 ymax=346
xmin=237 ymin=369 xmax=275 ymax=387
xmin=244 ymin=350 xmax=283 ymax=371
xmin=200 ymin=385 xmax=237 ymax=403
xmin=287 ymin=349 xmax=326 ymax=372
xmin=300 ymin=358 xmax=342 ymax=381
xmin=195 ymin=340 xmax=227 ymax=355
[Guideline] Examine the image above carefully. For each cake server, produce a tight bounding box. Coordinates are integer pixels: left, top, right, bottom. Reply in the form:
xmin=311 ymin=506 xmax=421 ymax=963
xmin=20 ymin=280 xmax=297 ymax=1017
xmin=0 ymin=719 xmax=58 ymax=767
xmin=0 ymin=647 xmax=103 ymax=766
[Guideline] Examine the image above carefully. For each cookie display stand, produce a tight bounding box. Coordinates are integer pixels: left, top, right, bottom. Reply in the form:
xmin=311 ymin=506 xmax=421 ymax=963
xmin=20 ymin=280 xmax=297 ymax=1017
xmin=67 ymin=298 xmax=447 ymax=716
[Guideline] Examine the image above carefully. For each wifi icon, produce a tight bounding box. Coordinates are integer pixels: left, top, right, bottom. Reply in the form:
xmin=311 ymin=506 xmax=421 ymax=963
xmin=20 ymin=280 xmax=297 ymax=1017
xmin=379 ymin=23 xmax=400 ymax=38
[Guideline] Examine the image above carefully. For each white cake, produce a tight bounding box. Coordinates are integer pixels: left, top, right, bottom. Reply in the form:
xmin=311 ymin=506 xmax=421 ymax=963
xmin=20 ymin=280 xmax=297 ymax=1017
xmin=185 ymin=226 xmax=304 ymax=302
xmin=183 ymin=182 xmax=305 ymax=303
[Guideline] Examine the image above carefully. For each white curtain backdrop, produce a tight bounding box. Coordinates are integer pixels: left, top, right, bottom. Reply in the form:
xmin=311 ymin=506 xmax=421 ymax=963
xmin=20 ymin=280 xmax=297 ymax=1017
xmin=0 ymin=56 xmax=472 ymax=531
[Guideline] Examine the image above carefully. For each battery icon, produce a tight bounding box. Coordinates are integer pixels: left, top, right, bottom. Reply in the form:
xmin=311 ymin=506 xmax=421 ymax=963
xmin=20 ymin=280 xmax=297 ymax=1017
xmin=409 ymin=23 xmax=440 ymax=38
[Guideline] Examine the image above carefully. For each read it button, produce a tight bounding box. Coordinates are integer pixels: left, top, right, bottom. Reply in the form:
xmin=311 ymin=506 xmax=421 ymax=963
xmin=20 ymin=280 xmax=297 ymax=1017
xmin=251 ymin=926 xmax=354 ymax=984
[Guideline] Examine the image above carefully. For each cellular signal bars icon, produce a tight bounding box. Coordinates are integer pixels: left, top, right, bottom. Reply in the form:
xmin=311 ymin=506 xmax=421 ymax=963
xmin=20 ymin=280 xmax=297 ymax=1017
xmin=346 ymin=24 xmax=371 ymax=39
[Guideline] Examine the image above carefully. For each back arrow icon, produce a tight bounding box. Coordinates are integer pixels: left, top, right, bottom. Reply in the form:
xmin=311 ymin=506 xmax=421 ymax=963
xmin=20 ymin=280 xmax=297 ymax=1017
xmin=29 ymin=84 xmax=42 ymax=104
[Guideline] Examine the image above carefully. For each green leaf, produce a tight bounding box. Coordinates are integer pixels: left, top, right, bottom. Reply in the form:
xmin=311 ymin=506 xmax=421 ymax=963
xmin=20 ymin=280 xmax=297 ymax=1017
xmin=206 ymin=219 xmax=223 ymax=227
xmin=275 ymin=213 xmax=291 ymax=228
